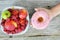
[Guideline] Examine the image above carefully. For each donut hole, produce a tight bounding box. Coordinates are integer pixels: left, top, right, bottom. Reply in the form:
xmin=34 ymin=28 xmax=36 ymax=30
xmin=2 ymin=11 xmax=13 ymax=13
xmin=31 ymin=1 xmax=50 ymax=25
xmin=37 ymin=17 xmax=43 ymax=22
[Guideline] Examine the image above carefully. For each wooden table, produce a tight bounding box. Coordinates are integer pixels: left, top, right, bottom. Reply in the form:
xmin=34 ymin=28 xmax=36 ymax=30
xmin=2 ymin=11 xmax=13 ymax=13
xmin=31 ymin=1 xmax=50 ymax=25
xmin=0 ymin=0 xmax=60 ymax=40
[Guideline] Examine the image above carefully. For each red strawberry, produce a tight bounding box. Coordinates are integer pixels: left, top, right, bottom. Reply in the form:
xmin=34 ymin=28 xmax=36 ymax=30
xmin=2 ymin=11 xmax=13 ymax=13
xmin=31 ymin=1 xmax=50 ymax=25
xmin=19 ymin=9 xmax=27 ymax=19
xmin=12 ymin=9 xmax=18 ymax=15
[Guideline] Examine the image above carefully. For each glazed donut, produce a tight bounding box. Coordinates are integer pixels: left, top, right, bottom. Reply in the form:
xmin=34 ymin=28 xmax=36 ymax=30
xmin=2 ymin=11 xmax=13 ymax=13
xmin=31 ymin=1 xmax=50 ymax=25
xmin=31 ymin=4 xmax=60 ymax=29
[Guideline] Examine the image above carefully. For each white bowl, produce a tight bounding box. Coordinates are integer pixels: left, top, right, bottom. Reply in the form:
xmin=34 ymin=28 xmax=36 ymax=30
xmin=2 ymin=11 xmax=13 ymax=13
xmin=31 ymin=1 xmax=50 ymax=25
xmin=1 ymin=6 xmax=29 ymax=36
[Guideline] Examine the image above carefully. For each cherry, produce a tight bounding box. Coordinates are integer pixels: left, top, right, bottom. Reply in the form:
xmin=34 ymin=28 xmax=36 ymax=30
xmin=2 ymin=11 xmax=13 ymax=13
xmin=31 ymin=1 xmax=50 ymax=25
xmin=12 ymin=9 xmax=19 ymax=15
xmin=19 ymin=19 xmax=26 ymax=25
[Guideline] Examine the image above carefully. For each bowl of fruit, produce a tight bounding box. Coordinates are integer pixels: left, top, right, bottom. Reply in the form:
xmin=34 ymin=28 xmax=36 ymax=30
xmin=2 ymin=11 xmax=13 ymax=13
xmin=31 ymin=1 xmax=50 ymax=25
xmin=1 ymin=6 xmax=29 ymax=35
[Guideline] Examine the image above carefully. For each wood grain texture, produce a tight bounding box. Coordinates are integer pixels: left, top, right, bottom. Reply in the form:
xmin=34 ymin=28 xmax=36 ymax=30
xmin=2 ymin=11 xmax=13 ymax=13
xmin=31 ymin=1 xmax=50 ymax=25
xmin=0 ymin=0 xmax=60 ymax=38
xmin=0 ymin=36 xmax=60 ymax=40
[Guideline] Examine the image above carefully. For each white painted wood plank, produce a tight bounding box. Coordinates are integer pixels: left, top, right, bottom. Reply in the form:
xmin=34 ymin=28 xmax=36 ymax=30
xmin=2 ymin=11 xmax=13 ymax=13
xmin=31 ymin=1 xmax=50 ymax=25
xmin=0 ymin=36 xmax=60 ymax=40
xmin=0 ymin=0 xmax=60 ymax=37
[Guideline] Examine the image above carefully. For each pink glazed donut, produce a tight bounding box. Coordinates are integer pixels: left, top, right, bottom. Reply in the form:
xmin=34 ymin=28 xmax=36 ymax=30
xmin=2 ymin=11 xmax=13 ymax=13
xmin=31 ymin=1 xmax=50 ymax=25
xmin=31 ymin=9 xmax=50 ymax=29
xmin=31 ymin=4 xmax=60 ymax=30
